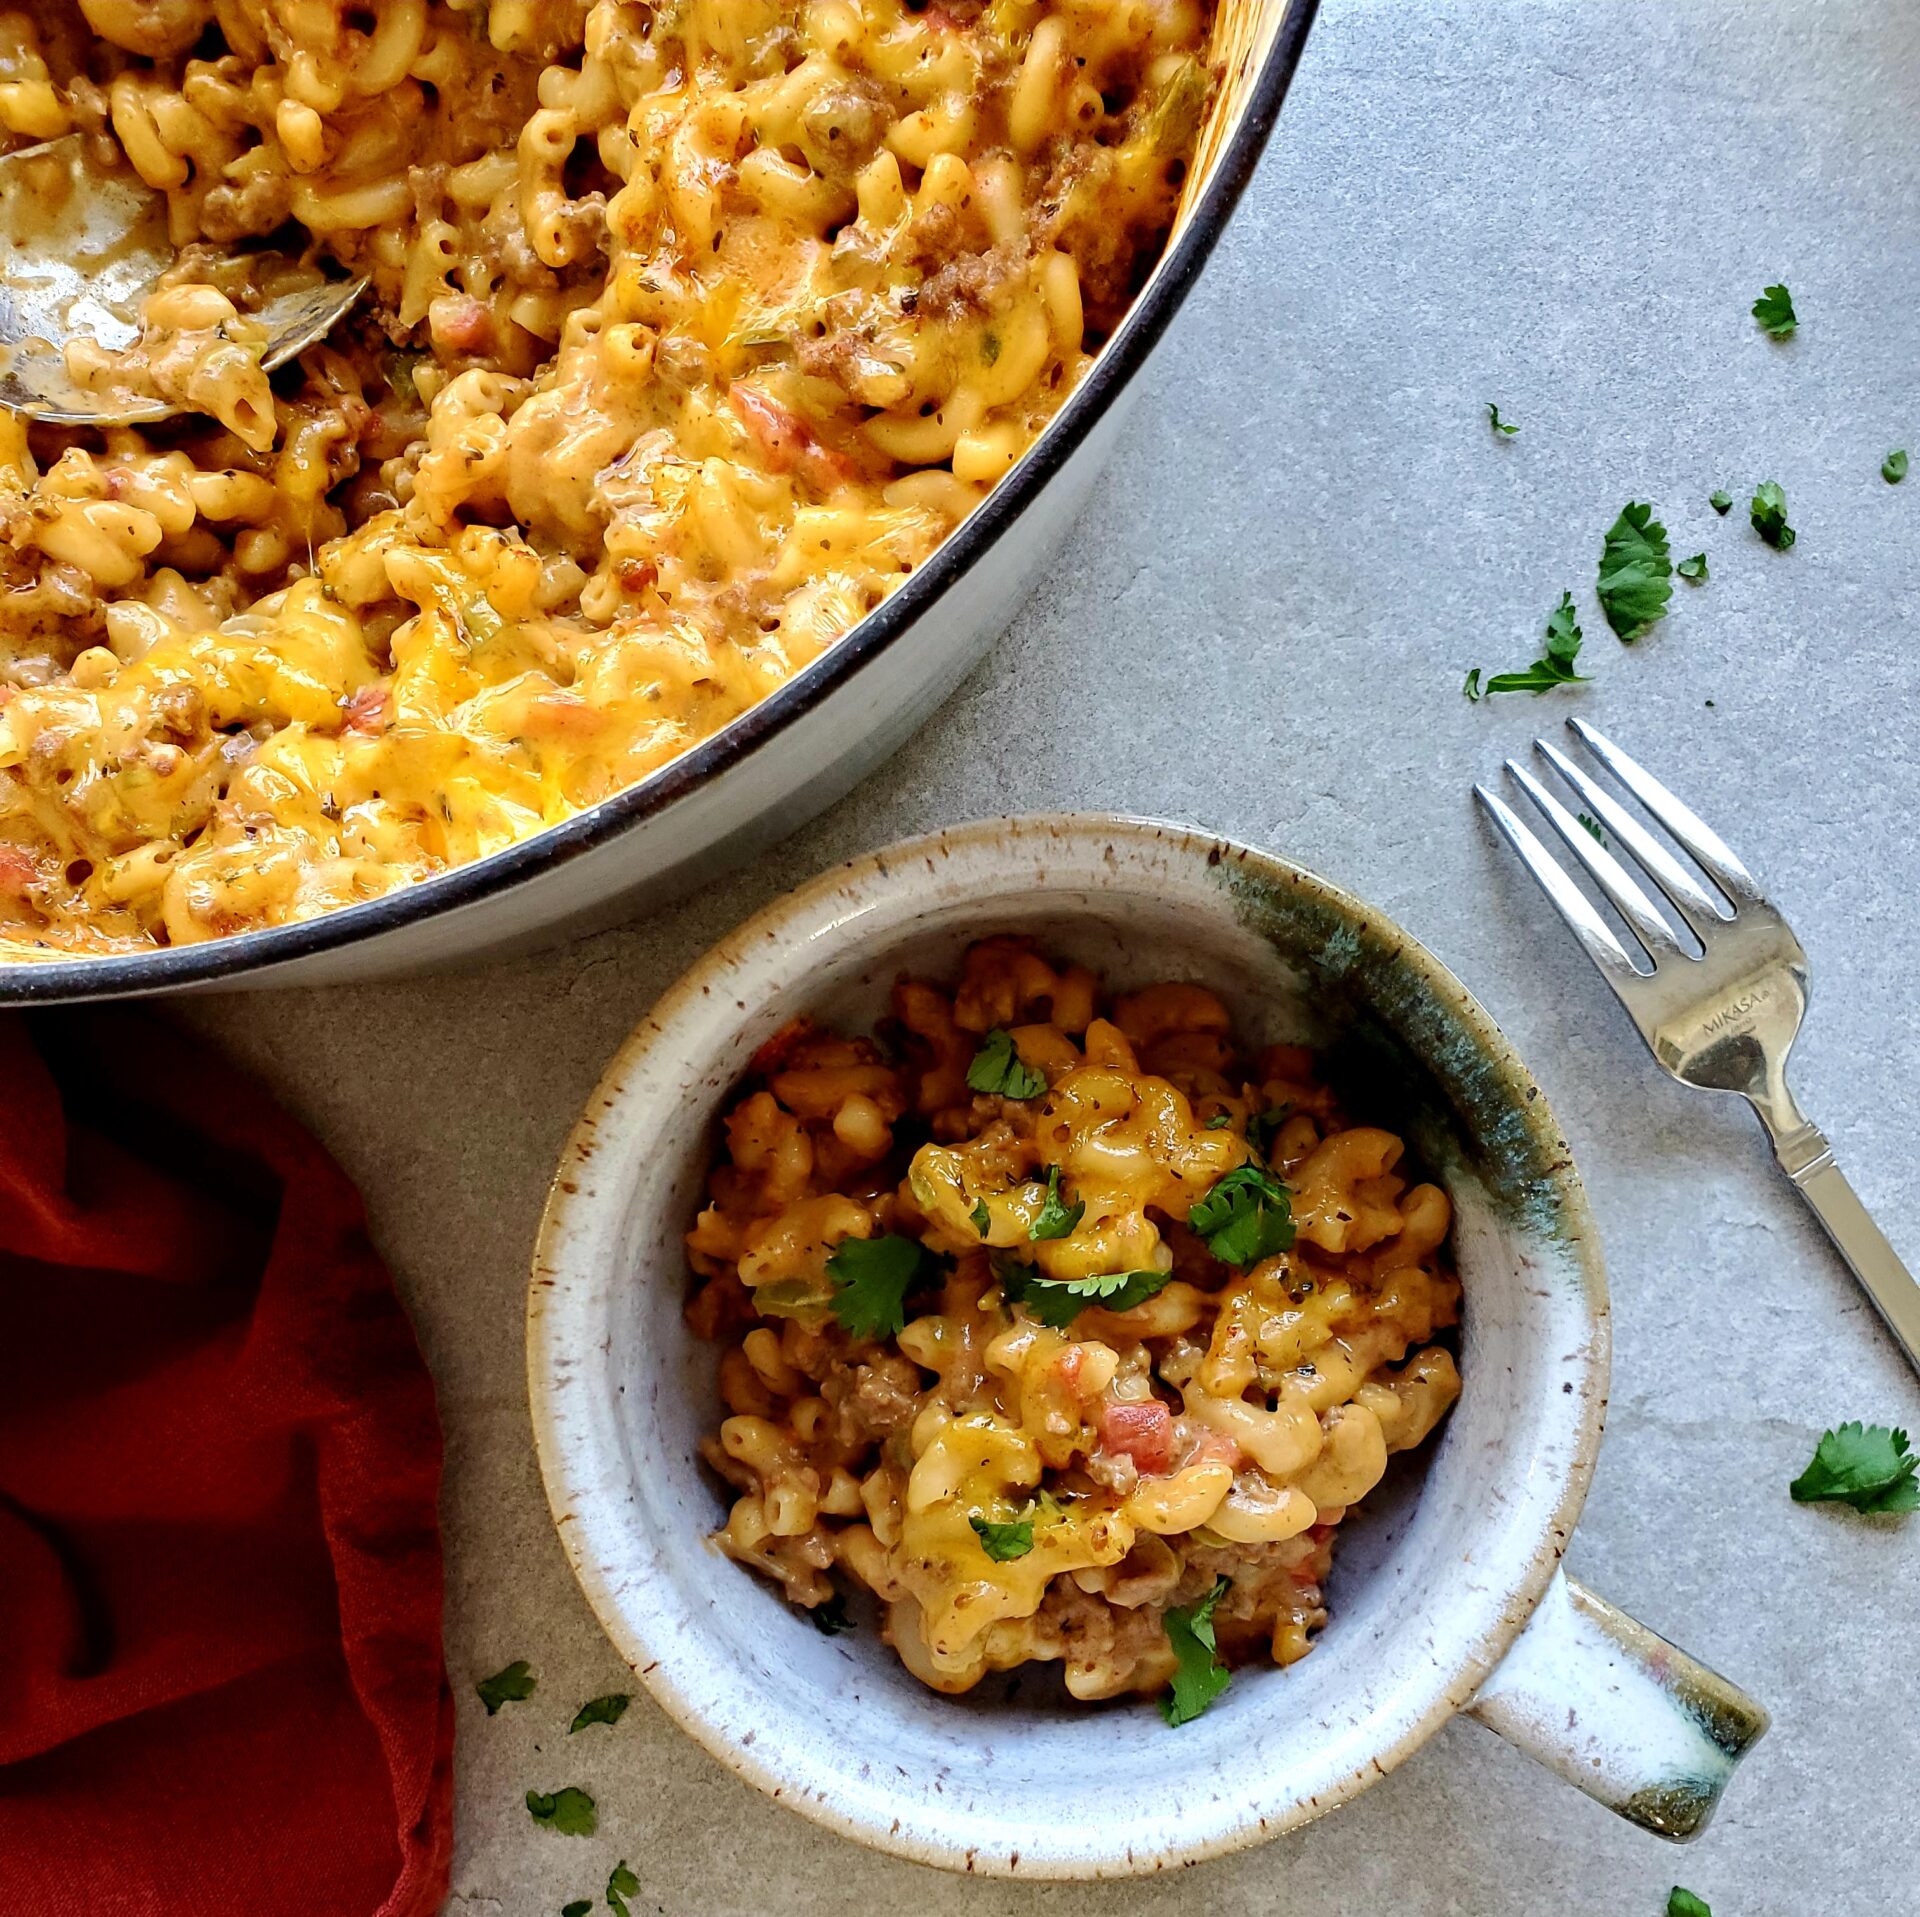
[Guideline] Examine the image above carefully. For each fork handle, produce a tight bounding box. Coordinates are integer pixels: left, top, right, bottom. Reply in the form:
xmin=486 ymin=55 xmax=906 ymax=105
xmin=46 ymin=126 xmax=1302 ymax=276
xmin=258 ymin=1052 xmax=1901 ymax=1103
xmin=1772 ymin=1126 xmax=1920 ymax=1374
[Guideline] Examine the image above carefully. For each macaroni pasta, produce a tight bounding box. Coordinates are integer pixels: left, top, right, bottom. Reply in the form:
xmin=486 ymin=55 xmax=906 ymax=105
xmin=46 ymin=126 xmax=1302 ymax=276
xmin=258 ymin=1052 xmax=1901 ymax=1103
xmin=687 ymin=939 xmax=1462 ymax=1709
xmin=0 ymin=0 xmax=1216 ymax=954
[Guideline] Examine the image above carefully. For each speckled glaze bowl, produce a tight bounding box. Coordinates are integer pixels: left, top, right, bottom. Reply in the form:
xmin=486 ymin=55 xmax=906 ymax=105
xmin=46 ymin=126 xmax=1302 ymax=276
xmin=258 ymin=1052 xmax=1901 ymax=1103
xmin=528 ymin=815 xmax=1768 ymax=1878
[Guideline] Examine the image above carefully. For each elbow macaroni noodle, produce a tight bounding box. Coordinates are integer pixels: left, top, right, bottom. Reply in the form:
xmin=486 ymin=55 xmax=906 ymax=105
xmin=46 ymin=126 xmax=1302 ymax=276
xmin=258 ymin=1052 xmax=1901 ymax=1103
xmin=686 ymin=939 xmax=1463 ymax=1707
xmin=0 ymin=0 xmax=1216 ymax=954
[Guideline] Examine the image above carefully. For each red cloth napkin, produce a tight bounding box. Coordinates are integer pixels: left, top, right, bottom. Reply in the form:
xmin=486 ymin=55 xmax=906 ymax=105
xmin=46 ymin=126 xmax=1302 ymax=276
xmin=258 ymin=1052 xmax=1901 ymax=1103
xmin=0 ymin=1012 xmax=454 ymax=1916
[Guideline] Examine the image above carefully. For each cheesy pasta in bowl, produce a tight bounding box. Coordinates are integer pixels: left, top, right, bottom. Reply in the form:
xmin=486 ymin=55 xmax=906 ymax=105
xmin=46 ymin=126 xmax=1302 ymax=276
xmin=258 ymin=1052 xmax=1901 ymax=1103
xmin=687 ymin=938 xmax=1463 ymax=1711
xmin=530 ymin=816 xmax=1768 ymax=1876
xmin=0 ymin=0 xmax=1317 ymax=995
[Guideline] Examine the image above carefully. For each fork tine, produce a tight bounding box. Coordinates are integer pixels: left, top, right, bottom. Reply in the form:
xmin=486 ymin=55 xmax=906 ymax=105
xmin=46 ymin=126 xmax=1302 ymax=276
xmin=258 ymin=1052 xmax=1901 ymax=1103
xmin=1503 ymin=759 xmax=1692 ymax=964
xmin=1566 ymin=717 xmax=1761 ymax=902
xmin=1474 ymin=783 xmax=1649 ymax=988
xmin=1534 ymin=738 xmax=1731 ymax=928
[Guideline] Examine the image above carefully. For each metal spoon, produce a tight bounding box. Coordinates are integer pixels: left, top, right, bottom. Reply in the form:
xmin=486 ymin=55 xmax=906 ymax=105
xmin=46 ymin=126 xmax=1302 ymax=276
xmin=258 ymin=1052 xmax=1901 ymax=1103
xmin=0 ymin=132 xmax=367 ymax=429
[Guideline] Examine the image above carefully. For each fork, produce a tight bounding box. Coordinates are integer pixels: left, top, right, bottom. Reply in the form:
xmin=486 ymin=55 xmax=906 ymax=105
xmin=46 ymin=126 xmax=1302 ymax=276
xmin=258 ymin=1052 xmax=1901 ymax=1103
xmin=1477 ymin=716 xmax=1920 ymax=1376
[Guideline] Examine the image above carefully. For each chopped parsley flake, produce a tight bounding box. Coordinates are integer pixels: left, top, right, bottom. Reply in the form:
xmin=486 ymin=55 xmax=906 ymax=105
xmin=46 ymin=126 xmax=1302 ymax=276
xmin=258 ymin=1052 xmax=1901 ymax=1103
xmin=1597 ymin=503 xmax=1673 ymax=641
xmin=607 ymin=1861 xmax=642 ymax=1917
xmin=806 ymin=1592 xmax=853 ymax=1634
xmin=970 ymin=1513 xmax=1035 ymax=1561
xmin=1677 ymin=552 xmax=1708 ymax=582
xmin=563 ymin=1903 xmax=592 ymax=1917
xmin=1884 ymin=449 xmax=1908 ymax=484
xmin=1486 ymin=402 xmax=1518 ymax=436
xmin=1668 ymin=1891 xmax=1712 ymax=1917
xmin=1462 ymin=667 xmax=1482 ymax=703
xmin=1477 ymin=591 xmax=1590 ymax=697
xmin=1751 ymin=282 xmax=1797 ymax=338
xmin=1160 ymin=1576 xmax=1232 ymax=1726
xmin=1204 ymin=1112 xmax=1232 ymax=1129
xmin=826 ymin=1233 xmax=932 ymax=1340
xmin=1750 ymin=480 xmax=1795 ymax=548
xmin=1709 ymin=489 xmax=1732 ymax=515
xmin=970 ymin=1197 xmax=991 ymax=1237
xmin=1789 ymin=1422 xmax=1918 ymax=1513
xmin=1029 ymin=1165 xmax=1084 ymax=1241
xmin=1190 ymin=1163 xmax=1295 ymax=1267
xmin=966 ymin=1028 xmax=1046 ymax=1098
xmin=1577 ymin=812 xmax=1607 ymax=843
xmin=569 ymin=1692 xmax=631 ymax=1733
xmin=525 ymin=1788 xmax=597 ymax=1837
xmin=476 ymin=1661 xmax=536 ymax=1715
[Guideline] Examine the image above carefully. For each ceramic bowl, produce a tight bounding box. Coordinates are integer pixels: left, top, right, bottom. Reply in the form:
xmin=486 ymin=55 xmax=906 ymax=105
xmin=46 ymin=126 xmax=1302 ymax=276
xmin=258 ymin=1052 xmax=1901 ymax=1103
xmin=528 ymin=815 xmax=1768 ymax=1878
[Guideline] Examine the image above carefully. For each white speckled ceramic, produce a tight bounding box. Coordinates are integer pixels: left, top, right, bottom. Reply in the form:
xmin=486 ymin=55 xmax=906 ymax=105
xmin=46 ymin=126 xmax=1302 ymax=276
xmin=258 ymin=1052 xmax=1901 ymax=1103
xmin=528 ymin=815 xmax=1768 ymax=1878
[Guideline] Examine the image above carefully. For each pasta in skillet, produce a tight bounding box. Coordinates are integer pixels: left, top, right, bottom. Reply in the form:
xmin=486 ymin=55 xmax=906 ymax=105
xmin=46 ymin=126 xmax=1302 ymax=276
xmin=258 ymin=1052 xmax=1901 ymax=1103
xmin=686 ymin=939 xmax=1462 ymax=1713
xmin=0 ymin=0 xmax=1215 ymax=955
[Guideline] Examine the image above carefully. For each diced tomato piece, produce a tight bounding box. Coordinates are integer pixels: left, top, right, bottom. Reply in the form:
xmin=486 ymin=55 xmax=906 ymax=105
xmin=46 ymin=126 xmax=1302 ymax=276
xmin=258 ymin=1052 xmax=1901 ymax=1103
xmin=0 ymin=845 xmax=37 ymax=897
xmin=725 ymin=383 xmax=855 ymax=491
xmin=429 ymin=293 xmax=494 ymax=357
xmin=341 ymin=685 xmax=388 ymax=735
xmin=525 ymin=692 xmax=602 ymax=735
xmin=749 ymin=1017 xmax=822 ymax=1078
xmin=1098 ymin=1399 xmax=1173 ymax=1474
xmin=1056 ymin=1344 xmax=1086 ymax=1393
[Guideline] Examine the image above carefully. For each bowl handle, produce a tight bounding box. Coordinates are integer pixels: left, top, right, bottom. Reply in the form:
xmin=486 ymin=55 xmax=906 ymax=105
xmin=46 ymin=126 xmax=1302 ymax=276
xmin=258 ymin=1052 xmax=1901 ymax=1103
xmin=1464 ymin=1568 xmax=1769 ymax=1840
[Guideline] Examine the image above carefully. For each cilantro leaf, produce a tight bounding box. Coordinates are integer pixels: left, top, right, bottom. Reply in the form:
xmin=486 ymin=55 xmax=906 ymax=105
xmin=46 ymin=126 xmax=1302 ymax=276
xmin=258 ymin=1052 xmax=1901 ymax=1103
xmin=1751 ymin=480 xmax=1795 ymax=548
xmin=1004 ymin=1266 xmax=1175 ymax=1327
xmin=1190 ymin=1164 xmax=1295 ymax=1267
xmin=1479 ymin=592 xmax=1591 ymax=696
xmin=476 ymin=1660 xmax=536 ymax=1714
xmin=1462 ymin=667 xmax=1482 ymax=703
xmin=970 ymin=1198 xmax=991 ymax=1237
xmin=1204 ymin=1112 xmax=1232 ymax=1129
xmin=569 ymin=1692 xmax=631 ymax=1733
xmin=1029 ymin=1165 xmax=1084 ymax=1241
xmin=1884 ymin=449 xmax=1908 ymax=485
xmin=563 ymin=1903 xmax=592 ymax=1917
xmin=826 ymin=1233 xmax=931 ymax=1340
xmin=1597 ymin=502 xmax=1673 ymax=641
xmin=970 ymin=1513 xmax=1035 ymax=1560
xmin=1159 ymin=1576 xmax=1232 ymax=1726
xmin=1709 ymin=489 xmax=1732 ymax=515
xmin=1577 ymin=812 xmax=1606 ymax=843
xmin=1789 ymin=1422 xmax=1919 ymax=1513
xmin=1752 ymin=282 xmax=1797 ymax=338
xmin=1486 ymin=402 xmax=1518 ymax=436
xmin=526 ymin=1787 xmax=597 ymax=1837
xmin=607 ymin=1862 xmax=641 ymax=1917
xmin=806 ymin=1592 xmax=852 ymax=1634
xmin=966 ymin=1028 xmax=1046 ymax=1099
xmin=1677 ymin=552 xmax=1708 ymax=582
xmin=1668 ymin=1891 xmax=1712 ymax=1917
xmin=1246 ymin=1106 xmax=1289 ymax=1155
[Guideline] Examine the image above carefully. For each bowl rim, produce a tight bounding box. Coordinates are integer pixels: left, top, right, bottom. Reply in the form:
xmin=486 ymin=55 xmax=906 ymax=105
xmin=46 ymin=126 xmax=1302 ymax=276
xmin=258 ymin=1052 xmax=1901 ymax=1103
xmin=527 ymin=810 xmax=1611 ymax=1876
xmin=0 ymin=0 xmax=1322 ymax=1006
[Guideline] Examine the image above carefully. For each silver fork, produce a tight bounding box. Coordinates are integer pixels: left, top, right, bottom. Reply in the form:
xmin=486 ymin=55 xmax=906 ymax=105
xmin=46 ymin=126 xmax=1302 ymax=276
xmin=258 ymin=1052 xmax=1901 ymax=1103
xmin=1477 ymin=716 xmax=1920 ymax=1376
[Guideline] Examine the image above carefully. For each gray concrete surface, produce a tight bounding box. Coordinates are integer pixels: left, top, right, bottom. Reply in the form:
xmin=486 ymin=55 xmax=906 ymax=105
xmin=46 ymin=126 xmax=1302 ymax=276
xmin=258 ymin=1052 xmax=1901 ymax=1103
xmin=177 ymin=2 xmax=1920 ymax=1911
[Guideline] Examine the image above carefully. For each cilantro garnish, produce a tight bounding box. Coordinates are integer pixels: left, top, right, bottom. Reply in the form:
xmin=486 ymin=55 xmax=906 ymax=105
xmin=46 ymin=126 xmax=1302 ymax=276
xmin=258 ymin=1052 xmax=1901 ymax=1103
xmin=1462 ymin=667 xmax=1482 ymax=703
xmin=1597 ymin=503 xmax=1673 ymax=641
xmin=1246 ymin=1105 xmax=1289 ymax=1155
xmin=1677 ymin=552 xmax=1708 ymax=582
xmin=1204 ymin=1112 xmax=1232 ymax=1129
xmin=1751 ymin=282 xmax=1797 ymax=338
xmin=1668 ymin=1891 xmax=1712 ymax=1917
xmin=1577 ymin=812 xmax=1606 ymax=843
xmin=563 ymin=1903 xmax=592 ymax=1917
xmin=569 ymin=1692 xmax=631 ymax=1733
xmin=607 ymin=1861 xmax=641 ymax=1917
xmin=1709 ymin=489 xmax=1732 ymax=515
xmin=1475 ymin=591 xmax=1591 ymax=696
xmin=384 ymin=350 xmax=426 ymax=405
xmin=1160 ymin=1576 xmax=1232 ymax=1726
xmin=826 ymin=1233 xmax=932 ymax=1340
xmin=970 ymin=1198 xmax=991 ymax=1237
xmin=1884 ymin=449 xmax=1908 ymax=485
xmin=1190 ymin=1164 xmax=1295 ymax=1266
xmin=1486 ymin=402 xmax=1518 ymax=436
xmin=1789 ymin=1423 xmax=1918 ymax=1513
xmin=1003 ymin=1265 xmax=1174 ymax=1327
xmin=476 ymin=1660 xmax=536 ymax=1715
xmin=1751 ymin=480 xmax=1795 ymax=548
xmin=525 ymin=1787 xmax=597 ymax=1836
xmin=1029 ymin=1165 xmax=1084 ymax=1241
xmin=970 ymin=1513 xmax=1035 ymax=1560
xmin=806 ymin=1592 xmax=853 ymax=1634
xmin=966 ymin=1028 xmax=1046 ymax=1098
